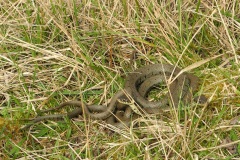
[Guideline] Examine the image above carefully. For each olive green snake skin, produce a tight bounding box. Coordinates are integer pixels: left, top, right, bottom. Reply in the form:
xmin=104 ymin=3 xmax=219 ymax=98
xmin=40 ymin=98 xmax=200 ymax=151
xmin=21 ymin=64 xmax=207 ymax=130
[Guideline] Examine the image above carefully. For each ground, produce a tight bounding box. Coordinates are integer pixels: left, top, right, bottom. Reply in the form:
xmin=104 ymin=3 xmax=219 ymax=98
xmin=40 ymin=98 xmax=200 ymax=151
xmin=0 ymin=0 xmax=240 ymax=159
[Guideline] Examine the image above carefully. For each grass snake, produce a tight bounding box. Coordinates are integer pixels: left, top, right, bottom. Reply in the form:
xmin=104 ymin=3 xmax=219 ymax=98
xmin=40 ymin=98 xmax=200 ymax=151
xmin=21 ymin=64 xmax=206 ymax=130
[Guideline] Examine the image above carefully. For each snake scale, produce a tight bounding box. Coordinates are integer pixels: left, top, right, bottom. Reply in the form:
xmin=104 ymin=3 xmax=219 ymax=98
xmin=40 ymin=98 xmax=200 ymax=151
xmin=22 ymin=64 xmax=206 ymax=130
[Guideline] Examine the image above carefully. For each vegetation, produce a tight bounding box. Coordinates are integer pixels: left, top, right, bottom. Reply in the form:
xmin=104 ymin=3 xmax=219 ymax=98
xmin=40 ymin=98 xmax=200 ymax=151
xmin=0 ymin=0 xmax=239 ymax=159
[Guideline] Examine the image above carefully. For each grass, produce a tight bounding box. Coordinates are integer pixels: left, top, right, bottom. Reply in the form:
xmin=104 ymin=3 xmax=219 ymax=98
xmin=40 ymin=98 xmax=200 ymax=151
xmin=0 ymin=0 xmax=240 ymax=159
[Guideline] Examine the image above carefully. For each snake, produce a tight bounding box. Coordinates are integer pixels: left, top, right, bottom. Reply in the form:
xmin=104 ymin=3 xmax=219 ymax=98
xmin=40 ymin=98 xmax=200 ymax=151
xmin=21 ymin=64 xmax=206 ymax=130
xmin=124 ymin=64 xmax=200 ymax=109
xmin=21 ymin=91 xmax=125 ymax=130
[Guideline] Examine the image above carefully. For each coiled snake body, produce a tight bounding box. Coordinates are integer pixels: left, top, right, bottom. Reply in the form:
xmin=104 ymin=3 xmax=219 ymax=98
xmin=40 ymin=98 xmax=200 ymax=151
xmin=22 ymin=64 xmax=206 ymax=130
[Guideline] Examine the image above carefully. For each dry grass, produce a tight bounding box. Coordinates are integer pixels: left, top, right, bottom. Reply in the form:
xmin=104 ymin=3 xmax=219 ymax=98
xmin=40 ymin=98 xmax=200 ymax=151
xmin=0 ymin=0 xmax=240 ymax=159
